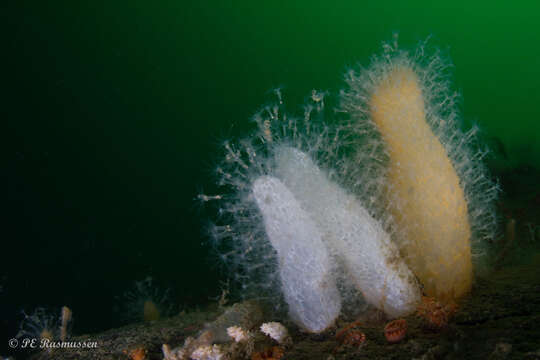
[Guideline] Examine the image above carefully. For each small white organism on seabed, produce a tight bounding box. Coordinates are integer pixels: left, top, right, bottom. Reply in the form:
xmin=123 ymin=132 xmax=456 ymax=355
xmin=260 ymin=322 xmax=291 ymax=345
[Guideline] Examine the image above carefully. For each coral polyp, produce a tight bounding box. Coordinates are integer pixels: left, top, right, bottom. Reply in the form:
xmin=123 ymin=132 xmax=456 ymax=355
xmin=115 ymin=277 xmax=175 ymax=323
xmin=339 ymin=37 xmax=499 ymax=302
xmin=201 ymin=90 xmax=342 ymax=304
xmin=17 ymin=307 xmax=59 ymax=341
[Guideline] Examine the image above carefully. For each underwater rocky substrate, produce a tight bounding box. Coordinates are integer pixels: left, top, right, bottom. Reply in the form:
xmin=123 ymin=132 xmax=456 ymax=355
xmin=23 ymin=169 xmax=540 ymax=360
xmin=25 ymin=249 xmax=540 ymax=360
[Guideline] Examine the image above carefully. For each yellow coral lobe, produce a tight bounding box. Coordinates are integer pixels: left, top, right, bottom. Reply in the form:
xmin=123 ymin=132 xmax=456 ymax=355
xmin=40 ymin=329 xmax=54 ymax=341
xmin=143 ymin=300 xmax=160 ymax=322
xmin=370 ymin=66 xmax=472 ymax=302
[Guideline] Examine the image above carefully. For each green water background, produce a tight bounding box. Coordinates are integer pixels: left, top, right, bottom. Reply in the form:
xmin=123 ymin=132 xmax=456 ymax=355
xmin=2 ymin=0 xmax=539 ymax=352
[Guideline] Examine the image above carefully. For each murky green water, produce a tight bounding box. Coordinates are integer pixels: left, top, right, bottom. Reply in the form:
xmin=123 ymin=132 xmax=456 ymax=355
xmin=3 ymin=1 xmax=539 ymax=358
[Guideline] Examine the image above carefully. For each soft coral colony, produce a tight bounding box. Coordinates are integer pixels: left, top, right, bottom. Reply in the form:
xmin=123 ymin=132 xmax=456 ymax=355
xmin=201 ymin=37 xmax=499 ymax=333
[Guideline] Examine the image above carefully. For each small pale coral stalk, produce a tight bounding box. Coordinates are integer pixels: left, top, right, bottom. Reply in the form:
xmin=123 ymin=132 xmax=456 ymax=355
xmin=191 ymin=344 xmax=227 ymax=360
xmin=260 ymin=322 xmax=291 ymax=346
xmin=226 ymin=326 xmax=251 ymax=343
